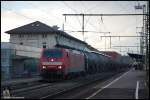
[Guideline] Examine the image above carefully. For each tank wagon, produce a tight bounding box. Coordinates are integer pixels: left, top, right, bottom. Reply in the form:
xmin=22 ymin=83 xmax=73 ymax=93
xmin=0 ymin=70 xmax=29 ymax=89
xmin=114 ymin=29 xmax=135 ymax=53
xmin=84 ymin=51 xmax=113 ymax=74
xmin=39 ymin=48 xmax=129 ymax=80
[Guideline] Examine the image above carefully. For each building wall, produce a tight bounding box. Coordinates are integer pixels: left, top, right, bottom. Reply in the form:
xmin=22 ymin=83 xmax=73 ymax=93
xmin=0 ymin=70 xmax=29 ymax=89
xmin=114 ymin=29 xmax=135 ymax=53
xmin=11 ymin=59 xmax=25 ymax=78
xmin=39 ymin=34 xmax=56 ymax=48
xmin=11 ymin=58 xmax=40 ymax=78
xmin=10 ymin=33 xmax=88 ymax=51
xmin=10 ymin=33 xmax=57 ymax=48
xmin=1 ymin=42 xmax=41 ymax=80
xmin=56 ymin=35 xmax=86 ymax=51
xmin=1 ymin=48 xmax=15 ymax=80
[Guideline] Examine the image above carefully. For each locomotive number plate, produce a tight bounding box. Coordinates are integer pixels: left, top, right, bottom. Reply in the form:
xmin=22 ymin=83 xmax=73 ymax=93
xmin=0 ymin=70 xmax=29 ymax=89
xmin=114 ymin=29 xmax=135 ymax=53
xmin=42 ymin=62 xmax=62 ymax=65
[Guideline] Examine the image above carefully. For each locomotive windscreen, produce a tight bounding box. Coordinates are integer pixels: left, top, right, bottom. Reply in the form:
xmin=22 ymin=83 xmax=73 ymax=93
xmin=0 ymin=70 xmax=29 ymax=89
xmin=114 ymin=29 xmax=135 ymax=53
xmin=42 ymin=49 xmax=62 ymax=58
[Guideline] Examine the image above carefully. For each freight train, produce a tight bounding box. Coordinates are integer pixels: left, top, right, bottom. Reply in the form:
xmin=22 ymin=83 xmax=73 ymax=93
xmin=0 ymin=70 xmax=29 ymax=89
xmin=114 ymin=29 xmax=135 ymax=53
xmin=39 ymin=48 xmax=131 ymax=80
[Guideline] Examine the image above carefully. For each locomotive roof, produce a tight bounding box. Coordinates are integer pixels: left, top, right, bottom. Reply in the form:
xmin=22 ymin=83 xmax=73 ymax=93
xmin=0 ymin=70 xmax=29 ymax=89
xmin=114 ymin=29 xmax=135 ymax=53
xmin=89 ymin=51 xmax=112 ymax=58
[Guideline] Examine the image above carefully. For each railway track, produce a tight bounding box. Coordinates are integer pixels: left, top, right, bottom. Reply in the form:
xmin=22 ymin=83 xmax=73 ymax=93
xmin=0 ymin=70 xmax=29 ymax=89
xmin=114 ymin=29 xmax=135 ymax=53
xmin=11 ymin=80 xmax=79 ymax=98
xmin=8 ymin=70 xmax=128 ymax=99
xmin=41 ymin=72 xmax=121 ymax=99
xmin=1 ymin=79 xmax=43 ymax=96
xmin=10 ymin=81 xmax=45 ymax=90
xmin=11 ymin=83 xmax=52 ymax=94
xmin=49 ymin=69 xmax=132 ymax=99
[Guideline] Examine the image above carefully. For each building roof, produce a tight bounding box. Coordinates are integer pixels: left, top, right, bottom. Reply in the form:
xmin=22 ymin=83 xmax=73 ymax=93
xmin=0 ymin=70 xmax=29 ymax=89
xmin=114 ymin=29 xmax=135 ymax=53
xmin=5 ymin=21 xmax=87 ymax=45
xmin=5 ymin=21 xmax=57 ymax=34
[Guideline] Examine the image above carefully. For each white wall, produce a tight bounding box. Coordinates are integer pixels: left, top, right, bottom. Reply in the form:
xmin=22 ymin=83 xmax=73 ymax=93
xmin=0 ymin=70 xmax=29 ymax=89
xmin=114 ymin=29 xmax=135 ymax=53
xmin=10 ymin=33 xmax=57 ymax=48
xmin=57 ymin=35 xmax=86 ymax=50
xmin=10 ymin=33 xmax=91 ymax=51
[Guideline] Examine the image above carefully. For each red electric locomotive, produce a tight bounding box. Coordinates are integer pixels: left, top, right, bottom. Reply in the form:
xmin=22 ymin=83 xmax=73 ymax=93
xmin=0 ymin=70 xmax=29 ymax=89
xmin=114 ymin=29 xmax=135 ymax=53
xmin=40 ymin=48 xmax=85 ymax=80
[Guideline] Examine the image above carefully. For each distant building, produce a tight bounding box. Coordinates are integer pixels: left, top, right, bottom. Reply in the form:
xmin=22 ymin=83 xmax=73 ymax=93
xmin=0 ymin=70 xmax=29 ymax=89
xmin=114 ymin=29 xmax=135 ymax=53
xmin=1 ymin=42 xmax=15 ymax=80
xmin=5 ymin=21 xmax=91 ymax=51
xmin=1 ymin=42 xmax=41 ymax=80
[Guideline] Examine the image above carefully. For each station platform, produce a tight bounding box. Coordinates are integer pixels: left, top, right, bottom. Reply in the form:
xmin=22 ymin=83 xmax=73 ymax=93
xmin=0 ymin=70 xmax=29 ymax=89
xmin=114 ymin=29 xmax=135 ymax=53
xmin=1 ymin=76 xmax=42 ymax=87
xmin=89 ymin=68 xmax=149 ymax=99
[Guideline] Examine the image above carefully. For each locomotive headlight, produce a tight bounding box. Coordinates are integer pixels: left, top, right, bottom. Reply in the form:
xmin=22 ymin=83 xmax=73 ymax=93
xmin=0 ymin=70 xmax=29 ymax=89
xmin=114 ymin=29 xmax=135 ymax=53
xmin=58 ymin=66 xmax=62 ymax=69
xmin=42 ymin=66 xmax=46 ymax=69
xmin=51 ymin=59 xmax=54 ymax=62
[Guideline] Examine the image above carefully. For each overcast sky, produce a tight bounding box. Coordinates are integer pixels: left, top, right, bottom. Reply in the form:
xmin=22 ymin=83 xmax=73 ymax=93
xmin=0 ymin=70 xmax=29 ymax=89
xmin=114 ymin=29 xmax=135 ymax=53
xmin=1 ymin=1 xmax=147 ymax=55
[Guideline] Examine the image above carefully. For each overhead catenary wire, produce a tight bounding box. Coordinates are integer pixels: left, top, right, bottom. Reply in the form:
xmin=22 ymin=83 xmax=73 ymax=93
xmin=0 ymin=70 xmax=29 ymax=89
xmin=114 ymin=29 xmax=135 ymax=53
xmin=81 ymin=2 xmax=110 ymax=44
xmin=74 ymin=1 xmax=102 ymax=29
xmin=84 ymin=1 xmax=107 ymax=13
xmin=3 ymin=2 xmax=147 ymax=55
xmin=99 ymin=16 xmax=110 ymax=33
xmin=62 ymin=1 xmax=108 ymax=39
xmin=135 ymin=1 xmax=140 ymax=54
xmin=61 ymin=1 xmax=85 ymax=32
xmin=61 ymin=1 xmax=82 ymax=27
xmin=27 ymin=2 xmax=79 ymax=31
xmin=3 ymin=3 xmax=79 ymax=33
xmin=83 ymin=1 xmax=107 ymax=31
xmin=64 ymin=30 xmax=110 ymax=33
xmin=82 ymin=2 xmax=111 ymax=33
xmin=62 ymin=1 xmax=122 ymax=45
xmin=26 ymin=2 xmax=63 ymax=24
xmin=79 ymin=2 xmax=100 ymax=32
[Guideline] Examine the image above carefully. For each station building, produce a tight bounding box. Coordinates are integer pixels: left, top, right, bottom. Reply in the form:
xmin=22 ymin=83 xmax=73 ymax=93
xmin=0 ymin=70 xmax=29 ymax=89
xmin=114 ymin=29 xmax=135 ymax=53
xmin=5 ymin=21 xmax=91 ymax=51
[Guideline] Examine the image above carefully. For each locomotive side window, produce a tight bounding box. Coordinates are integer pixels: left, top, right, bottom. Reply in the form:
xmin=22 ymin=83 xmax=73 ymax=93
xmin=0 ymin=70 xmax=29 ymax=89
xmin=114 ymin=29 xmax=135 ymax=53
xmin=67 ymin=52 xmax=69 ymax=57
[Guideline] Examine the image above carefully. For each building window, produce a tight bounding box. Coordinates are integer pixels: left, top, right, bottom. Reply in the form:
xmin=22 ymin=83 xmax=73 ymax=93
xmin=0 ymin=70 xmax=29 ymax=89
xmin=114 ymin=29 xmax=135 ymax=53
xmin=42 ymin=42 xmax=46 ymax=48
xmin=42 ymin=34 xmax=47 ymax=38
xmin=11 ymin=34 xmax=14 ymax=38
xmin=20 ymin=42 xmax=23 ymax=45
xmin=43 ymin=45 xmax=46 ymax=48
xmin=28 ymin=34 xmax=32 ymax=38
xmin=19 ymin=34 xmax=21 ymax=38
xmin=69 ymin=39 xmax=71 ymax=42
xmin=18 ymin=34 xmax=24 ymax=38
xmin=36 ymin=24 xmax=39 ymax=26
xmin=22 ymin=35 xmax=24 ymax=38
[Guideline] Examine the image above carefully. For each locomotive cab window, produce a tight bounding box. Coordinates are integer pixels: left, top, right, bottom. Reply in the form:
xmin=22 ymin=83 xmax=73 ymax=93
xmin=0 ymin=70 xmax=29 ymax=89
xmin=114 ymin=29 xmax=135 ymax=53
xmin=42 ymin=49 xmax=62 ymax=58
